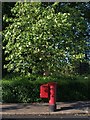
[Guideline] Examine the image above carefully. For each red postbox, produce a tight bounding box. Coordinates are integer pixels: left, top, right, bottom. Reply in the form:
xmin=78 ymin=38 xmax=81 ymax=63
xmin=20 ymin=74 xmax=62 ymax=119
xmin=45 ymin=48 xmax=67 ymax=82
xmin=40 ymin=84 xmax=49 ymax=98
xmin=40 ymin=82 xmax=57 ymax=112
xmin=48 ymin=82 xmax=57 ymax=112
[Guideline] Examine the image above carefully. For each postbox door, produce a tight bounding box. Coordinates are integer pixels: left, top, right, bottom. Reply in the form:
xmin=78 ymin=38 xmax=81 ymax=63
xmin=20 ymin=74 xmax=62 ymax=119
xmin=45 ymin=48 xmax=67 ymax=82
xmin=40 ymin=84 xmax=49 ymax=98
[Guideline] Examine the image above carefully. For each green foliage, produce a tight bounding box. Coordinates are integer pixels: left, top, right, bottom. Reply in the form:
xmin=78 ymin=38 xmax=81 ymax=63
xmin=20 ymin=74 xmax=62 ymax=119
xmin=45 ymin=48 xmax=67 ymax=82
xmin=3 ymin=2 xmax=88 ymax=76
xmin=2 ymin=77 xmax=41 ymax=103
xmin=2 ymin=2 xmax=16 ymax=30
xmin=2 ymin=74 xmax=89 ymax=103
xmin=74 ymin=61 xmax=90 ymax=74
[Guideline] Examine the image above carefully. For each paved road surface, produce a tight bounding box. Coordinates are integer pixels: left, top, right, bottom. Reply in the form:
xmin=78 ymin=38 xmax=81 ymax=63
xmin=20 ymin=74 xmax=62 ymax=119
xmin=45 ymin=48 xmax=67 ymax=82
xmin=2 ymin=114 xmax=90 ymax=120
xmin=1 ymin=101 xmax=90 ymax=120
xmin=2 ymin=115 xmax=90 ymax=120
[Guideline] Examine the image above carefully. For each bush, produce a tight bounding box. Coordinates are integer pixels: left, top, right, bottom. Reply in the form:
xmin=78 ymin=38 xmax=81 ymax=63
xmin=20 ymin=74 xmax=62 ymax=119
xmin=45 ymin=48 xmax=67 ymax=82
xmin=2 ymin=74 xmax=89 ymax=103
xmin=2 ymin=78 xmax=41 ymax=103
xmin=57 ymin=80 xmax=89 ymax=101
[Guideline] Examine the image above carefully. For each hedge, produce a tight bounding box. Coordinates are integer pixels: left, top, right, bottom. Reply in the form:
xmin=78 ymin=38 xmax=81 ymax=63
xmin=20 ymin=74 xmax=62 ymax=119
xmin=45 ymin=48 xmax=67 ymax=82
xmin=2 ymin=75 xmax=89 ymax=103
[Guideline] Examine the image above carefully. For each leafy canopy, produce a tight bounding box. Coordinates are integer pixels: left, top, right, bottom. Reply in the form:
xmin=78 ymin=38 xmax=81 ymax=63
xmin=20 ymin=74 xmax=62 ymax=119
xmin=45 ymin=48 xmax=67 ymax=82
xmin=3 ymin=2 xmax=87 ymax=76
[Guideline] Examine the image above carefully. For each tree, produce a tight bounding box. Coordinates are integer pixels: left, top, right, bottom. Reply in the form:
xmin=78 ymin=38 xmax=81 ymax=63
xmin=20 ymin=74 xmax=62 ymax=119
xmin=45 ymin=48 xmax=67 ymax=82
xmin=2 ymin=2 xmax=16 ymax=77
xmin=3 ymin=2 xmax=88 ymax=76
xmin=2 ymin=2 xmax=16 ymax=30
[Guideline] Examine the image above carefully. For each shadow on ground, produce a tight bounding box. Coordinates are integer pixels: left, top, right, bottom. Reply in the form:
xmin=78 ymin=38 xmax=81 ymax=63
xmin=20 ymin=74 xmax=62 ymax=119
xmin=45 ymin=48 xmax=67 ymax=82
xmin=56 ymin=101 xmax=90 ymax=112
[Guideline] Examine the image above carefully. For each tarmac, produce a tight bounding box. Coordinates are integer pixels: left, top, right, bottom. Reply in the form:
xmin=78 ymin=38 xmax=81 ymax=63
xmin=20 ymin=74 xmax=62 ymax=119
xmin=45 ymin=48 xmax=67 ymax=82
xmin=0 ymin=101 xmax=90 ymax=119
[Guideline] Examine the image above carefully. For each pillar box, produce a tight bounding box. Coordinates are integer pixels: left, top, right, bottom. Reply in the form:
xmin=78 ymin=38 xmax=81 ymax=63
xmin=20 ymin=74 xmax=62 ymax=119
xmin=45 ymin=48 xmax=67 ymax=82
xmin=48 ymin=82 xmax=57 ymax=112
xmin=40 ymin=82 xmax=57 ymax=112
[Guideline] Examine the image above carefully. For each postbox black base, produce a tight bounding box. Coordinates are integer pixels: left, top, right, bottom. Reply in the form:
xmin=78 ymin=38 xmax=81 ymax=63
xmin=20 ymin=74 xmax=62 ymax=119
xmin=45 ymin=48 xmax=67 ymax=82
xmin=49 ymin=104 xmax=56 ymax=112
